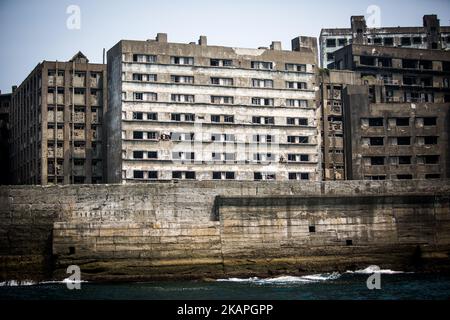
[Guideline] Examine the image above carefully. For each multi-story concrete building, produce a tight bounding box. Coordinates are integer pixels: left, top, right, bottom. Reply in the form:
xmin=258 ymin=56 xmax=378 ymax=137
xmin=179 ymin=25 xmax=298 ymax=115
xmin=320 ymin=14 xmax=450 ymax=68
xmin=106 ymin=33 xmax=320 ymax=183
xmin=10 ymin=52 xmax=107 ymax=185
xmin=319 ymin=70 xmax=361 ymax=180
xmin=0 ymin=90 xmax=12 ymax=184
xmin=332 ymin=44 xmax=450 ymax=180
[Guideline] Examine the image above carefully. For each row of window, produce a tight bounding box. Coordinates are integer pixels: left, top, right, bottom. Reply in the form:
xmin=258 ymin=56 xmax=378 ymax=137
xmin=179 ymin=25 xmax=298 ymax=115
xmin=130 ymin=131 xmax=311 ymax=144
xmin=131 ymin=170 xmax=310 ymax=180
xmin=364 ymin=155 xmax=440 ymax=166
xmin=130 ymin=73 xmax=309 ymax=90
xmin=130 ymin=54 xmax=309 ymax=71
xmin=325 ymin=35 xmax=448 ymax=49
xmin=126 ymin=92 xmax=309 ymax=107
xmin=131 ymin=111 xmax=310 ymax=126
xmin=365 ymin=174 xmax=441 ymax=180
xmin=363 ymin=117 xmax=437 ymax=127
xmin=129 ymin=151 xmax=311 ymax=162
xmin=362 ymin=136 xmax=438 ymax=146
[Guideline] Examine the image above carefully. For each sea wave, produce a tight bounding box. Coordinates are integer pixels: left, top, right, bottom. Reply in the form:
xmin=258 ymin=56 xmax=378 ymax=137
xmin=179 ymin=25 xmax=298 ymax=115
xmin=0 ymin=278 xmax=87 ymax=287
xmin=217 ymin=272 xmax=341 ymax=284
xmin=346 ymin=266 xmax=405 ymax=274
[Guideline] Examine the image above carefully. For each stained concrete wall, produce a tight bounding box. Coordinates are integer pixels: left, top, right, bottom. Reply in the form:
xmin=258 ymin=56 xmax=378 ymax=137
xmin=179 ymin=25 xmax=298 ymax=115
xmin=1 ymin=180 xmax=450 ymax=282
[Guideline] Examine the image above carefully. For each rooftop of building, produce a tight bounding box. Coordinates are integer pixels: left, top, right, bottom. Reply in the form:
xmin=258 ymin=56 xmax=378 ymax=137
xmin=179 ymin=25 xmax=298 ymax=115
xmin=320 ymin=14 xmax=450 ymax=37
xmin=333 ymin=43 xmax=450 ymax=61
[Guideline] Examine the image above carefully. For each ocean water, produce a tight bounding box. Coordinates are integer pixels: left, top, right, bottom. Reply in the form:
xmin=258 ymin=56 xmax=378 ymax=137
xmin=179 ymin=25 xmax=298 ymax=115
xmin=1 ymin=269 xmax=450 ymax=300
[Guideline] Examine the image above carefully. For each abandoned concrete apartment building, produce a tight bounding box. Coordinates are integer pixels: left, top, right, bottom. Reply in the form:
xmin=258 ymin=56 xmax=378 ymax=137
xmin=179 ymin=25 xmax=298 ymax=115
xmin=106 ymin=34 xmax=320 ymax=182
xmin=320 ymin=14 xmax=450 ymax=69
xmin=9 ymin=52 xmax=107 ymax=185
xmin=6 ymin=14 xmax=450 ymax=185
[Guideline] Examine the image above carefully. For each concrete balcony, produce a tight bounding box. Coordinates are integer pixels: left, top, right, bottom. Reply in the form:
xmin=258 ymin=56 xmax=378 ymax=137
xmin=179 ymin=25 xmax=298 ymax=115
xmin=47 ymin=94 xmax=64 ymax=105
xmin=73 ymin=77 xmax=85 ymax=87
xmin=47 ymin=128 xmax=64 ymax=140
xmin=47 ymin=111 xmax=64 ymax=123
xmin=90 ymin=77 xmax=100 ymax=88
xmin=48 ymin=76 xmax=64 ymax=87
xmin=71 ymin=129 xmax=85 ymax=140
xmin=47 ymin=147 xmax=63 ymax=158
xmin=90 ymin=95 xmax=101 ymax=106
xmin=72 ymin=112 xmax=85 ymax=123
xmin=416 ymin=164 xmax=441 ymax=174
xmin=70 ymin=95 xmax=85 ymax=105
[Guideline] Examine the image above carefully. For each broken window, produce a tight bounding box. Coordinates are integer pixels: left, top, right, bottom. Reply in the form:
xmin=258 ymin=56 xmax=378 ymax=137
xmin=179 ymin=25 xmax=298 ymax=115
xmin=397 ymin=174 xmax=412 ymax=180
xmin=423 ymin=117 xmax=437 ymax=126
xmin=370 ymin=157 xmax=385 ymax=166
xmin=397 ymin=137 xmax=411 ymax=145
xmin=424 ymin=136 xmax=438 ymax=145
xmin=132 ymin=112 xmax=143 ymax=120
xmin=401 ymin=37 xmax=411 ymax=46
xmin=396 ymin=117 xmax=409 ymax=126
xmin=384 ymin=37 xmax=394 ymax=46
xmin=398 ymin=156 xmax=412 ymax=164
xmin=368 ymin=118 xmax=384 ymax=127
xmin=369 ymin=137 xmax=384 ymax=146
xmin=326 ymin=39 xmax=336 ymax=48
xmin=425 ymin=174 xmax=440 ymax=179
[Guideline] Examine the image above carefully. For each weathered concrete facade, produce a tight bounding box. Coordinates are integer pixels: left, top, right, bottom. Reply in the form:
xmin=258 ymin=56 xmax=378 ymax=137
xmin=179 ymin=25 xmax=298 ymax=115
xmin=320 ymin=14 xmax=450 ymax=68
xmin=332 ymin=44 xmax=450 ymax=180
xmin=1 ymin=180 xmax=449 ymax=282
xmin=319 ymin=70 xmax=362 ymax=180
xmin=106 ymin=34 xmax=321 ymax=183
xmin=0 ymin=90 xmax=12 ymax=185
xmin=10 ymin=52 xmax=107 ymax=185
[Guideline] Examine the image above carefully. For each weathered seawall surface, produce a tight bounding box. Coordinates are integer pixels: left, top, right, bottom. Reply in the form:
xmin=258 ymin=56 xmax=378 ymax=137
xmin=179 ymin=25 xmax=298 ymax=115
xmin=1 ymin=180 xmax=450 ymax=282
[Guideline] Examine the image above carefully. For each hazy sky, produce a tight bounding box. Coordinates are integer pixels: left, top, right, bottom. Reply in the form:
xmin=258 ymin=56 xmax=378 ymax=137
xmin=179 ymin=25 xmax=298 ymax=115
xmin=1 ymin=0 xmax=449 ymax=93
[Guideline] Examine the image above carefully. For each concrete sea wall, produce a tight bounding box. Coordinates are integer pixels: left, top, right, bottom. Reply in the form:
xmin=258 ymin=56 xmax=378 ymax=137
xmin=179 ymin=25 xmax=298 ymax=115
xmin=1 ymin=180 xmax=450 ymax=282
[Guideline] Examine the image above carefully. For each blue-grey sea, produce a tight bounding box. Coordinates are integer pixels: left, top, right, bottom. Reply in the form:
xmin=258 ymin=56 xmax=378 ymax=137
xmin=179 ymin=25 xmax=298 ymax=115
xmin=1 ymin=269 xmax=450 ymax=300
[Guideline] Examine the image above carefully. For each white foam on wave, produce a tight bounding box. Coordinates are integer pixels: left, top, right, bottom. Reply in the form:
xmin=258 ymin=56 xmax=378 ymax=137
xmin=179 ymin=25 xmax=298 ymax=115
xmin=346 ymin=266 xmax=406 ymax=274
xmin=217 ymin=272 xmax=341 ymax=284
xmin=0 ymin=278 xmax=88 ymax=287
xmin=0 ymin=280 xmax=37 ymax=287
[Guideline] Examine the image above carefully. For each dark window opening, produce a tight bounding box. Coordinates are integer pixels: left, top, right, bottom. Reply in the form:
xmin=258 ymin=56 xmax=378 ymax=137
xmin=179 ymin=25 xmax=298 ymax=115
xmin=370 ymin=157 xmax=385 ymax=165
xmin=424 ymin=136 xmax=438 ymax=145
xmin=68 ymin=247 xmax=75 ymax=255
xmin=398 ymin=156 xmax=411 ymax=165
xmin=346 ymin=239 xmax=353 ymax=246
xmin=397 ymin=137 xmax=411 ymax=145
xmin=425 ymin=174 xmax=440 ymax=179
xmin=423 ymin=117 xmax=437 ymax=126
xmin=360 ymin=56 xmax=376 ymax=66
xmin=396 ymin=118 xmax=409 ymax=126
xmin=384 ymin=38 xmax=393 ymax=46
xmin=424 ymin=155 xmax=439 ymax=164
xmin=397 ymin=174 xmax=413 ymax=180
xmin=148 ymin=171 xmax=157 ymax=179
xmin=369 ymin=137 xmax=384 ymax=146
xmin=401 ymin=37 xmax=411 ymax=46
xmin=309 ymin=226 xmax=316 ymax=233
xmin=369 ymin=118 xmax=383 ymax=127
